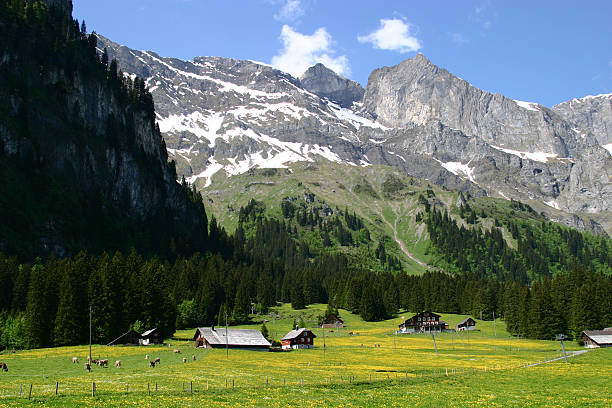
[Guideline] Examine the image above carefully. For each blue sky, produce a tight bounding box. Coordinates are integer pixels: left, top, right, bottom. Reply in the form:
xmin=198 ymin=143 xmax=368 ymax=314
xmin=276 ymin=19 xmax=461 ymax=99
xmin=73 ymin=1 xmax=612 ymax=107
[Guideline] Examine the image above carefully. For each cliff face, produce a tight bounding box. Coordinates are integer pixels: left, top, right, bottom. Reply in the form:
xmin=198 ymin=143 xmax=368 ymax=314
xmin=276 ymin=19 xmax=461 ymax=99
xmin=0 ymin=0 xmax=208 ymax=258
xmin=300 ymin=63 xmax=364 ymax=108
xmin=553 ymin=94 xmax=612 ymax=146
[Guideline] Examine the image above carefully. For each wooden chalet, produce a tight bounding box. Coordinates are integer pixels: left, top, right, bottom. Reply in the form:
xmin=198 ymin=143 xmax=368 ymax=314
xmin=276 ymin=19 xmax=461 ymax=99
xmin=581 ymin=329 xmax=612 ymax=348
xmin=281 ymin=328 xmax=317 ymax=350
xmin=456 ymin=317 xmax=477 ymax=331
xmin=141 ymin=328 xmax=162 ymax=345
xmin=399 ymin=311 xmax=445 ymax=333
xmin=107 ymin=330 xmax=141 ymax=346
xmin=321 ymin=314 xmax=344 ymax=328
xmin=193 ymin=327 xmax=271 ymax=350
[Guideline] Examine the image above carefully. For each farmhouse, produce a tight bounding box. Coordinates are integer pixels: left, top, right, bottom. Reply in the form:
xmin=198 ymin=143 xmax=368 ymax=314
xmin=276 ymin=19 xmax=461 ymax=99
xmin=281 ymin=328 xmax=317 ymax=350
xmin=107 ymin=330 xmax=141 ymax=346
xmin=580 ymin=329 xmax=612 ymax=348
xmin=141 ymin=328 xmax=162 ymax=345
xmin=399 ymin=311 xmax=445 ymax=333
xmin=321 ymin=314 xmax=344 ymax=328
xmin=193 ymin=327 xmax=271 ymax=350
xmin=456 ymin=317 xmax=477 ymax=331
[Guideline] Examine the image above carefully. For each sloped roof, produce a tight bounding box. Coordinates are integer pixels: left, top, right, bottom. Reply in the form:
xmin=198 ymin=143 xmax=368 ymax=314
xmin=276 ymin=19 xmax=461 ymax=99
xmin=107 ymin=330 xmax=141 ymax=346
xmin=194 ymin=328 xmax=271 ymax=347
xmin=582 ymin=331 xmax=612 ymax=345
xmin=281 ymin=328 xmax=317 ymax=341
xmin=457 ymin=317 xmax=476 ymax=326
xmin=141 ymin=328 xmax=158 ymax=337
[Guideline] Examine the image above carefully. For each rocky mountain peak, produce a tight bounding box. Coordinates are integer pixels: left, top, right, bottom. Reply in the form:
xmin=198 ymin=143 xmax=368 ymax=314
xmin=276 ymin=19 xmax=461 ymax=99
xmin=300 ymin=63 xmax=364 ymax=108
xmin=553 ymin=93 xmax=612 ymax=146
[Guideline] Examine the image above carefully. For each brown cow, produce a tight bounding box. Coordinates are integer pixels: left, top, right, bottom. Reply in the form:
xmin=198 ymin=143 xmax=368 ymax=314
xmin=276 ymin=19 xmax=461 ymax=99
xmin=84 ymin=363 xmax=91 ymax=372
xmin=72 ymin=357 xmax=79 ymax=364
xmin=0 ymin=362 xmax=7 ymax=372
xmin=98 ymin=359 xmax=109 ymax=368
xmin=153 ymin=357 xmax=161 ymax=365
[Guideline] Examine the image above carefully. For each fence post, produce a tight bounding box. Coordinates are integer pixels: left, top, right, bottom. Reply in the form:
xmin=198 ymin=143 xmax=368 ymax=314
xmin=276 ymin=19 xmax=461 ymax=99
xmin=232 ymin=379 xmax=234 ymax=390
xmin=266 ymin=377 xmax=269 ymax=387
xmin=283 ymin=377 xmax=285 ymax=386
xmin=190 ymin=381 xmax=193 ymax=394
xmin=126 ymin=383 xmax=129 ymax=393
xmin=55 ymin=381 xmax=59 ymax=395
xmin=91 ymin=382 xmax=95 ymax=397
xmin=147 ymin=383 xmax=150 ymax=396
xmin=19 ymin=384 xmax=22 ymax=398
xmin=207 ymin=380 xmax=209 ymax=390
xmin=28 ymin=384 xmax=32 ymax=400
xmin=300 ymin=378 xmax=303 ymax=386
xmin=182 ymin=382 xmax=184 ymax=392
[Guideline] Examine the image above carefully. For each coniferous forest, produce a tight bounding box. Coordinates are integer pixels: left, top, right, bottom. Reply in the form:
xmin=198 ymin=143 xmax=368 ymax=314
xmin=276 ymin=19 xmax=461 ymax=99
xmin=0 ymin=0 xmax=611 ymax=351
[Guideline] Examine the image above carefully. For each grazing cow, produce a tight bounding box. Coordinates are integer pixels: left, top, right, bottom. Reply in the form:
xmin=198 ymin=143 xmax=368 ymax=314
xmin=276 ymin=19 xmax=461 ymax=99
xmin=182 ymin=357 xmax=187 ymax=363
xmin=98 ymin=359 xmax=109 ymax=368
xmin=115 ymin=360 xmax=121 ymax=368
xmin=149 ymin=361 xmax=156 ymax=368
xmin=84 ymin=363 xmax=91 ymax=372
xmin=72 ymin=357 xmax=79 ymax=364
xmin=173 ymin=349 xmax=180 ymax=354
xmin=153 ymin=357 xmax=161 ymax=365
xmin=145 ymin=354 xmax=149 ymax=360
xmin=0 ymin=362 xmax=8 ymax=372
xmin=192 ymin=355 xmax=196 ymax=361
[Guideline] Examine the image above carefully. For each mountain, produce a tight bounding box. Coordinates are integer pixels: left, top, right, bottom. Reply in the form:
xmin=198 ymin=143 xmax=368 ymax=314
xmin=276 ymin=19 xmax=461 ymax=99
xmin=95 ymin=36 xmax=611 ymax=234
xmin=300 ymin=63 xmax=364 ymax=108
xmin=553 ymin=93 xmax=612 ymax=147
xmin=0 ymin=0 xmax=208 ymax=258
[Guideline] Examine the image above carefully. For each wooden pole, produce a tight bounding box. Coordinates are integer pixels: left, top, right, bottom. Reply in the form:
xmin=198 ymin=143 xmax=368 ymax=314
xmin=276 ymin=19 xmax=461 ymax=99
xmin=190 ymin=381 xmax=193 ymax=393
xmin=19 ymin=384 xmax=22 ymax=398
xmin=147 ymin=383 xmax=150 ymax=396
xmin=28 ymin=384 xmax=32 ymax=400
xmin=91 ymin=382 xmax=95 ymax=397
xmin=55 ymin=381 xmax=58 ymax=395
xmin=431 ymin=332 xmax=438 ymax=354
xmin=225 ymin=309 xmax=229 ymax=360
xmin=89 ymin=306 xmax=92 ymax=364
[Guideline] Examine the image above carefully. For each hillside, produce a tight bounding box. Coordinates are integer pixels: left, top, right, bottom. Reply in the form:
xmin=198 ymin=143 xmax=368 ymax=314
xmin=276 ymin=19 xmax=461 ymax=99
xmin=0 ymin=0 xmax=208 ymax=259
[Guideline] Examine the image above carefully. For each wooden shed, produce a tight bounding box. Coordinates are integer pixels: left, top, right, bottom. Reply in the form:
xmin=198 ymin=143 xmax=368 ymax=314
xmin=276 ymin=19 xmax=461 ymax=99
xmin=581 ymin=329 xmax=612 ymax=348
xmin=281 ymin=328 xmax=317 ymax=350
xmin=141 ymin=328 xmax=162 ymax=345
xmin=107 ymin=330 xmax=142 ymax=346
xmin=193 ymin=327 xmax=271 ymax=350
xmin=321 ymin=314 xmax=344 ymax=328
xmin=456 ymin=317 xmax=477 ymax=331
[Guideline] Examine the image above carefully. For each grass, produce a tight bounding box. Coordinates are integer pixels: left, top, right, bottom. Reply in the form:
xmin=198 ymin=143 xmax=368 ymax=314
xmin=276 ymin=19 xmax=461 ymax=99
xmin=1 ymin=304 xmax=609 ymax=406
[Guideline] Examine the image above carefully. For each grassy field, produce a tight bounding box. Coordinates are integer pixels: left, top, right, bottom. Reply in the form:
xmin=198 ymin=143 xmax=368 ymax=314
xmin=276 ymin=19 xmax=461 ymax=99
xmin=0 ymin=304 xmax=609 ymax=407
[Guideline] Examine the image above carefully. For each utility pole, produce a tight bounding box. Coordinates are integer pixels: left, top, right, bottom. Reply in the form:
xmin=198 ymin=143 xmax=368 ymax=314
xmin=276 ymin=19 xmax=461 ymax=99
xmin=225 ymin=308 xmax=229 ymax=360
xmin=431 ymin=332 xmax=438 ymax=354
xmin=89 ymin=306 xmax=92 ymax=363
xmin=556 ymin=334 xmax=569 ymax=363
xmin=323 ymin=325 xmax=326 ymax=358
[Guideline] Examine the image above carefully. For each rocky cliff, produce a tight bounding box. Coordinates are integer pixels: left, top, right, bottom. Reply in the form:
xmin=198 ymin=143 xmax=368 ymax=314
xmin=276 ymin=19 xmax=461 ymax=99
xmin=0 ymin=0 xmax=208 ymax=258
xmin=300 ymin=63 xmax=364 ymax=108
xmin=553 ymin=93 xmax=612 ymax=146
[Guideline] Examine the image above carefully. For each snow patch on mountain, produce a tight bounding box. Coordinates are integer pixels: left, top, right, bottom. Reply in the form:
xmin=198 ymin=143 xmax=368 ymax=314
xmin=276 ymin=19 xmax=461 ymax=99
xmin=602 ymin=144 xmax=612 ymax=156
xmin=514 ymin=100 xmax=540 ymax=112
xmin=491 ymin=145 xmax=558 ymax=163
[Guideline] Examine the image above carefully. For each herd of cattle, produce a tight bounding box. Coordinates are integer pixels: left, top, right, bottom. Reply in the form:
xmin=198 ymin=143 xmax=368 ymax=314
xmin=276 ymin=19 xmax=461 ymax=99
xmin=69 ymin=349 xmax=197 ymax=371
xmin=0 ymin=348 xmax=198 ymax=374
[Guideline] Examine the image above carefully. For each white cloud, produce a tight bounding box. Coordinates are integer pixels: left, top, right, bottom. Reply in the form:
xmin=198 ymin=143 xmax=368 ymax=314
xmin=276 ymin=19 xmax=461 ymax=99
xmin=274 ymin=0 xmax=304 ymax=22
xmin=358 ymin=18 xmax=421 ymax=53
xmin=271 ymin=25 xmax=350 ymax=78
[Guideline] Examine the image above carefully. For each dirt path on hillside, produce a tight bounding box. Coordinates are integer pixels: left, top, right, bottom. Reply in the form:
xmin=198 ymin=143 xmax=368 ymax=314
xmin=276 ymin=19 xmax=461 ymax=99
xmin=523 ymin=349 xmax=590 ymax=367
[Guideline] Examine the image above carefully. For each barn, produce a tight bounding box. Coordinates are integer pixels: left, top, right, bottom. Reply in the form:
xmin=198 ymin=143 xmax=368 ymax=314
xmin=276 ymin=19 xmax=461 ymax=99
xmin=456 ymin=317 xmax=477 ymax=331
xmin=581 ymin=329 xmax=612 ymax=348
xmin=399 ymin=311 xmax=445 ymax=333
xmin=321 ymin=314 xmax=344 ymax=328
xmin=107 ymin=330 xmax=141 ymax=346
xmin=281 ymin=328 xmax=317 ymax=350
xmin=141 ymin=328 xmax=162 ymax=345
xmin=193 ymin=327 xmax=271 ymax=350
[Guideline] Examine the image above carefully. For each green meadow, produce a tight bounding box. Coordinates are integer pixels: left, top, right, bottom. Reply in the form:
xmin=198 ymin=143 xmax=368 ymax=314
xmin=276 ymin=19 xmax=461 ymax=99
xmin=0 ymin=304 xmax=610 ymax=407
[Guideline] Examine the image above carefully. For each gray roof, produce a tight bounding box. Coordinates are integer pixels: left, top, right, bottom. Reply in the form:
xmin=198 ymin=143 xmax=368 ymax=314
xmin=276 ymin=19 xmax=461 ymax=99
xmin=457 ymin=318 xmax=476 ymax=326
xmin=194 ymin=327 xmax=271 ymax=347
xmin=582 ymin=331 xmax=612 ymax=345
xmin=141 ymin=328 xmax=158 ymax=337
xmin=281 ymin=328 xmax=317 ymax=341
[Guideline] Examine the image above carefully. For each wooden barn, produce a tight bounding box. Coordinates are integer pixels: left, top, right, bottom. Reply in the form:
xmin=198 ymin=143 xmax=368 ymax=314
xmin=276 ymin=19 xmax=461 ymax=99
xmin=107 ymin=330 xmax=141 ymax=346
xmin=399 ymin=311 xmax=445 ymax=333
xmin=456 ymin=317 xmax=477 ymax=331
xmin=141 ymin=328 xmax=162 ymax=345
xmin=281 ymin=328 xmax=317 ymax=350
xmin=581 ymin=329 xmax=612 ymax=348
xmin=193 ymin=327 xmax=271 ymax=350
xmin=321 ymin=314 xmax=344 ymax=328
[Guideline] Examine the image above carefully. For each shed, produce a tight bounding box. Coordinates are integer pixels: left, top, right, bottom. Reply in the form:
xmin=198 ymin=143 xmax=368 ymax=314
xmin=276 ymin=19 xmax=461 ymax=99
xmin=581 ymin=329 xmax=612 ymax=348
xmin=321 ymin=314 xmax=344 ymax=328
xmin=141 ymin=328 xmax=162 ymax=345
xmin=107 ymin=330 xmax=142 ymax=346
xmin=456 ymin=317 xmax=477 ymax=331
xmin=193 ymin=327 xmax=271 ymax=350
xmin=281 ymin=328 xmax=317 ymax=350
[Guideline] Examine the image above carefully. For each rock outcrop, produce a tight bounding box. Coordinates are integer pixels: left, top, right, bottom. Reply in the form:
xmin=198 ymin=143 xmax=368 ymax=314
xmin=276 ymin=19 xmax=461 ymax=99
xmin=300 ymin=63 xmax=364 ymax=108
xmin=553 ymin=93 xmax=612 ymax=146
